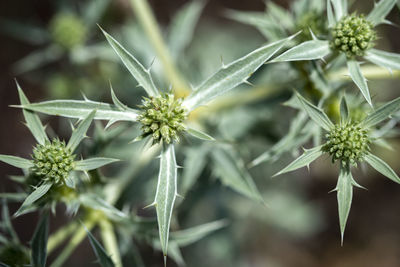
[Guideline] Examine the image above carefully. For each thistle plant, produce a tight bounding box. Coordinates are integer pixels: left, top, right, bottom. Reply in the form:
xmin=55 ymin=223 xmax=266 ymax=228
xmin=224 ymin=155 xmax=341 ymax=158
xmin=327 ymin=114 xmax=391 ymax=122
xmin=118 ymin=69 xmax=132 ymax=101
xmin=275 ymin=92 xmax=400 ymax=242
xmin=0 ymin=83 xmax=119 ymax=216
xmin=271 ymin=0 xmax=400 ymax=106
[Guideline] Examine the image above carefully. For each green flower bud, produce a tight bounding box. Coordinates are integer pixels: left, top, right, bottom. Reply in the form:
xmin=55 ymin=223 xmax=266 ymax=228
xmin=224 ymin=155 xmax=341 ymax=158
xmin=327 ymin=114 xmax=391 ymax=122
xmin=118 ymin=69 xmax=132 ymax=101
xmin=49 ymin=13 xmax=87 ymax=50
xmin=330 ymin=14 xmax=376 ymax=58
xmin=31 ymin=139 xmax=76 ymax=185
xmin=322 ymin=122 xmax=371 ymax=166
xmin=138 ymin=94 xmax=187 ymax=144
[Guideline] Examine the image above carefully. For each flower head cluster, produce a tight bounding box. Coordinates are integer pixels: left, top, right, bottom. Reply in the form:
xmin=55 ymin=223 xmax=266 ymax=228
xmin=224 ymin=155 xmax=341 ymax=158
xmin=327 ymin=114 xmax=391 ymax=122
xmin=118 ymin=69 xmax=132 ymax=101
xmin=322 ymin=122 xmax=371 ymax=165
xmin=331 ymin=14 xmax=376 ymax=58
xmin=49 ymin=13 xmax=87 ymax=50
xmin=31 ymin=139 xmax=76 ymax=184
xmin=138 ymin=94 xmax=187 ymax=144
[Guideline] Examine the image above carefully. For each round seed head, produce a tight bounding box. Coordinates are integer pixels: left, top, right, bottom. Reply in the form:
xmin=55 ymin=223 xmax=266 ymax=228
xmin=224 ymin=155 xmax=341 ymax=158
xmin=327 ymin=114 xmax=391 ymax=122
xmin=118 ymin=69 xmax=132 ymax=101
xmin=138 ymin=94 xmax=187 ymax=144
xmin=322 ymin=122 xmax=371 ymax=166
xmin=330 ymin=14 xmax=376 ymax=58
xmin=31 ymin=139 xmax=76 ymax=185
xmin=49 ymin=13 xmax=87 ymax=50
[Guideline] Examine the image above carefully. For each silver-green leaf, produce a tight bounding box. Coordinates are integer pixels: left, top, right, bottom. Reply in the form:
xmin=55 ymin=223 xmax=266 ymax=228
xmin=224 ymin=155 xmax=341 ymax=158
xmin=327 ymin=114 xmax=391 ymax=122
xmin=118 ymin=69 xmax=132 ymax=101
xmin=75 ymin=158 xmax=120 ymax=171
xmin=367 ymin=0 xmax=397 ymax=26
xmin=330 ymin=0 xmax=347 ymax=21
xmin=347 ymin=60 xmax=372 ymax=107
xmin=361 ymin=96 xmax=400 ymax=128
xmin=67 ymin=110 xmax=96 ymax=152
xmin=364 ymin=153 xmax=400 ymax=184
xmin=186 ymin=127 xmax=215 ymax=141
xmin=365 ymin=49 xmax=400 ymax=71
xmin=183 ymin=34 xmax=296 ymax=111
xmin=335 ymin=164 xmax=353 ymax=245
xmin=274 ymin=145 xmax=324 ymax=176
xmin=0 ymin=155 xmax=33 ymax=169
xmin=295 ymin=92 xmax=334 ymax=131
xmin=271 ymin=40 xmax=330 ymax=62
xmin=31 ymin=212 xmax=49 ymax=267
xmin=14 ymin=182 xmax=52 ymax=217
xmin=100 ymin=27 xmax=159 ymax=97
xmin=154 ymin=144 xmax=178 ymax=256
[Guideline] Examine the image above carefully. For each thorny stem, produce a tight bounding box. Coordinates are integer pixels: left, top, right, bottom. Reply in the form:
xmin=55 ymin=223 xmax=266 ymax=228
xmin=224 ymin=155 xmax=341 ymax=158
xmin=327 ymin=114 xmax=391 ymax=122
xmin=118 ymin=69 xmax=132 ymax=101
xmin=328 ymin=65 xmax=400 ymax=81
xmin=99 ymin=218 xmax=123 ymax=267
xmin=130 ymin=0 xmax=190 ymax=98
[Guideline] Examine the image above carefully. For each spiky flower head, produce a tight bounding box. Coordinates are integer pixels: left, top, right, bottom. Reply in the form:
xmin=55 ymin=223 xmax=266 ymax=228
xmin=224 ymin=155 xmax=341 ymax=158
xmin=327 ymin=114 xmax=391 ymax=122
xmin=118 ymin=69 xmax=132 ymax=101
xmin=49 ymin=13 xmax=87 ymax=50
xmin=138 ymin=94 xmax=187 ymax=144
xmin=331 ymin=14 xmax=376 ymax=58
xmin=296 ymin=11 xmax=327 ymax=41
xmin=31 ymin=139 xmax=76 ymax=185
xmin=322 ymin=122 xmax=371 ymax=166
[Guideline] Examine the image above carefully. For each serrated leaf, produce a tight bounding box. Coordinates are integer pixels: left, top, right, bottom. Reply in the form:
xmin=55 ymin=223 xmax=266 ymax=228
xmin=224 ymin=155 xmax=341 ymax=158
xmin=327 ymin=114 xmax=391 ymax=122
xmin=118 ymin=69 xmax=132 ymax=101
xmin=211 ymin=147 xmax=263 ymax=203
xmin=154 ymin=144 xmax=178 ymax=256
xmin=271 ymin=40 xmax=330 ymax=62
xmin=336 ymin=164 xmax=353 ymax=244
xmin=0 ymin=155 xmax=33 ymax=169
xmin=14 ymin=182 xmax=52 ymax=217
xmin=79 ymin=194 xmax=127 ymax=221
xmin=347 ymin=60 xmax=372 ymax=107
xmin=168 ymin=0 xmax=205 ymax=58
xmin=295 ymin=92 xmax=334 ymax=131
xmin=182 ymin=34 xmax=296 ymax=111
xmin=364 ymin=153 xmax=400 ymax=184
xmin=186 ymin=127 xmax=215 ymax=141
xmin=31 ymin=212 xmax=49 ymax=267
xmin=367 ymin=0 xmax=396 ymax=26
xmin=100 ymin=27 xmax=159 ymax=97
xmin=20 ymin=100 xmax=139 ymax=122
xmin=67 ymin=110 xmax=96 ymax=152
xmin=274 ymin=145 xmax=324 ymax=176
xmin=361 ymin=96 xmax=400 ymax=128
xmin=16 ymin=82 xmax=48 ymax=145
xmin=170 ymin=219 xmax=228 ymax=247
xmin=330 ymin=0 xmax=347 ymax=21
xmin=84 ymin=226 xmax=115 ymax=267
xmin=75 ymin=158 xmax=120 ymax=171
xmin=365 ymin=49 xmax=400 ymax=71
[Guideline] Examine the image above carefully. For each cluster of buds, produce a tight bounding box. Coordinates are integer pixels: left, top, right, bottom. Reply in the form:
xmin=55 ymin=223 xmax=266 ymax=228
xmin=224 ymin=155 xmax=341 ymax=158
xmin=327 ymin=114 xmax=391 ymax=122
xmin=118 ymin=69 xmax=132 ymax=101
xmin=322 ymin=122 xmax=371 ymax=166
xmin=31 ymin=139 xmax=76 ymax=184
xmin=49 ymin=13 xmax=87 ymax=50
xmin=331 ymin=14 xmax=376 ymax=58
xmin=138 ymin=94 xmax=187 ymax=144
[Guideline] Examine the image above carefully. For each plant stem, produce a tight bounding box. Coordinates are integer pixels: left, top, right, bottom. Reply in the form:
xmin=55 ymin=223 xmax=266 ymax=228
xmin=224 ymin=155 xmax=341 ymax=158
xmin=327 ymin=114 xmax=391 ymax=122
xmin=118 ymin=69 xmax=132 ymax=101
xmin=47 ymin=221 xmax=79 ymax=254
xmin=329 ymin=65 xmax=400 ymax=81
xmin=49 ymin=216 xmax=96 ymax=267
xmin=99 ymin=219 xmax=123 ymax=267
xmin=130 ymin=0 xmax=190 ymax=97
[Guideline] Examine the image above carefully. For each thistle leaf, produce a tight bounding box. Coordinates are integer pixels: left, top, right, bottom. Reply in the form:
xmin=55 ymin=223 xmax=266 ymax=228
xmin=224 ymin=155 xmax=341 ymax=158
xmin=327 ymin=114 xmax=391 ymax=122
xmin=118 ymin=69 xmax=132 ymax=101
xmin=361 ymin=96 xmax=400 ymax=128
xmin=100 ymin=27 xmax=159 ymax=97
xmin=295 ymin=92 xmax=334 ymax=131
xmin=75 ymin=158 xmax=120 ymax=171
xmin=84 ymin=225 xmax=115 ymax=267
xmin=67 ymin=110 xmax=96 ymax=152
xmin=330 ymin=0 xmax=348 ymax=21
xmin=186 ymin=127 xmax=215 ymax=141
xmin=16 ymin=82 xmax=48 ymax=145
xmin=327 ymin=0 xmax=336 ymax=28
xmin=0 ymin=155 xmax=33 ymax=169
xmin=155 ymin=144 xmax=178 ymax=256
xmin=365 ymin=49 xmax=400 ymax=71
xmin=31 ymin=212 xmax=49 ymax=267
xmin=182 ymin=34 xmax=296 ymax=111
xmin=336 ymin=163 xmax=353 ymax=245
xmin=271 ymin=40 xmax=330 ymax=62
xmin=274 ymin=145 xmax=324 ymax=176
xmin=20 ymin=100 xmax=139 ymax=122
xmin=211 ymin=147 xmax=264 ymax=203
xmin=367 ymin=0 xmax=397 ymax=26
xmin=110 ymin=84 xmax=130 ymax=111
xmin=14 ymin=182 xmax=52 ymax=217
xmin=347 ymin=60 xmax=372 ymax=107
xmin=364 ymin=153 xmax=400 ymax=184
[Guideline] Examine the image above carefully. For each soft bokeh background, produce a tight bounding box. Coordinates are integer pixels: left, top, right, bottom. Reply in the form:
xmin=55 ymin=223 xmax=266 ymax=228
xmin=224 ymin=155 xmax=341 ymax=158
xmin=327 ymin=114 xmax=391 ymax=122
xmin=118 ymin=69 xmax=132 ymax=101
xmin=1 ymin=0 xmax=400 ymax=266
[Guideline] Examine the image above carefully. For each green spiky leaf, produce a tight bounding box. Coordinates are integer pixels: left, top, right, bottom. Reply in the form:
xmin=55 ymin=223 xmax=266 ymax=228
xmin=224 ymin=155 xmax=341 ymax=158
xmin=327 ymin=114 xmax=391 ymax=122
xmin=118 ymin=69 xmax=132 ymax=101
xmin=367 ymin=0 xmax=397 ymax=26
xmin=84 ymin=225 xmax=115 ymax=267
xmin=271 ymin=40 xmax=330 ymax=62
xmin=67 ymin=110 xmax=96 ymax=152
xmin=0 ymin=155 xmax=33 ymax=169
xmin=336 ymin=163 xmax=353 ymax=244
xmin=186 ymin=127 xmax=215 ymax=141
xmin=347 ymin=60 xmax=372 ymax=107
xmin=361 ymin=96 xmax=400 ymax=128
xmin=365 ymin=49 xmax=400 ymax=71
xmin=31 ymin=212 xmax=49 ymax=267
xmin=364 ymin=153 xmax=400 ymax=184
xmin=75 ymin=158 xmax=120 ymax=171
xmin=14 ymin=182 xmax=52 ymax=217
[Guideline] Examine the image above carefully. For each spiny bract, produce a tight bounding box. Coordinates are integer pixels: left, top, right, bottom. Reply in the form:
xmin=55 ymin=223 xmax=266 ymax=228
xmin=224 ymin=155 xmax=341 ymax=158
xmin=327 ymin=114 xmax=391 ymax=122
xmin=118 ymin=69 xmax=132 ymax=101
xmin=138 ymin=94 xmax=187 ymax=144
xmin=49 ymin=13 xmax=87 ymax=50
xmin=31 ymin=139 xmax=76 ymax=184
xmin=322 ymin=122 xmax=371 ymax=166
xmin=331 ymin=14 xmax=376 ymax=58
